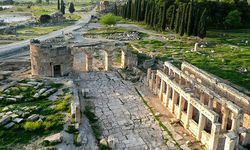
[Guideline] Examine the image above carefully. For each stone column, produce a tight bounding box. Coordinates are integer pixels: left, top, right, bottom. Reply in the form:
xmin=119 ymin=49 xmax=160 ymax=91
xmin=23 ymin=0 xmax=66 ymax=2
xmin=163 ymin=84 xmax=169 ymax=107
xmin=177 ymin=96 xmax=184 ymax=120
xmin=147 ymin=68 xmax=152 ymax=82
xmin=159 ymin=80 xmax=165 ymax=102
xmin=209 ymin=123 xmax=221 ymax=150
xmin=224 ymin=131 xmax=237 ymax=150
xmin=150 ymin=72 xmax=156 ymax=91
xmin=155 ymin=75 xmax=161 ymax=94
xmin=86 ymin=54 xmax=93 ymax=72
xmin=121 ymin=50 xmax=127 ymax=68
xmin=165 ymin=84 xmax=171 ymax=108
xmin=171 ymin=90 xmax=177 ymax=113
xmin=197 ymin=113 xmax=206 ymax=140
xmin=231 ymin=113 xmax=241 ymax=132
xmin=194 ymin=43 xmax=199 ymax=51
xmin=221 ymin=106 xmax=229 ymax=132
xmin=105 ymin=51 xmax=112 ymax=71
xmin=200 ymin=93 xmax=206 ymax=104
xmin=208 ymin=98 xmax=213 ymax=108
xmin=185 ymin=101 xmax=193 ymax=129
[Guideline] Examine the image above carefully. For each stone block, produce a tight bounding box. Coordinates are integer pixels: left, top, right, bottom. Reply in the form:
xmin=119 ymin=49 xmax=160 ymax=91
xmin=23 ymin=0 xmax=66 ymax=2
xmin=0 ymin=116 xmax=11 ymax=126
xmin=27 ymin=114 xmax=39 ymax=121
xmin=4 ymin=122 xmax=15 ymax=129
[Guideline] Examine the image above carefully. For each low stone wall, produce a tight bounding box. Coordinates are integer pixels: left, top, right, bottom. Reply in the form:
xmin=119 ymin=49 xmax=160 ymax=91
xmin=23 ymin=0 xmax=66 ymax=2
xmin=71 ymin=87 xmax=81 ymax=125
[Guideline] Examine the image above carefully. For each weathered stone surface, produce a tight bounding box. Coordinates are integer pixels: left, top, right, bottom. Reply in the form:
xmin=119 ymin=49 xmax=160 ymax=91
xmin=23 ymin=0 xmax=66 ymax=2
xmin=27 ymin=114 xmax=39 ymax=121
xmin=0 ymin=116 xmax=11 ymax=126
xmin=100 ymin=138 xmax=108 ymax=146
xmin=79 ymin=72 xmax=175 ymax=149
xmin=4 ymin=122 xmax=15 ymax=129
xmin=44 ymin=133 xmax=62 ymax=144
xmin=13 ymin=118 xmax=23 ymax=123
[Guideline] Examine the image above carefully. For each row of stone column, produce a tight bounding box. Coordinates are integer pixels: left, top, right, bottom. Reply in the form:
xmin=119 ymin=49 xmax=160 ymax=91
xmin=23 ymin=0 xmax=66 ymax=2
xmin=146 ymin=69 xmax=222 ymax=150
xmin=163 ymin=65 xmax=241 ymax=133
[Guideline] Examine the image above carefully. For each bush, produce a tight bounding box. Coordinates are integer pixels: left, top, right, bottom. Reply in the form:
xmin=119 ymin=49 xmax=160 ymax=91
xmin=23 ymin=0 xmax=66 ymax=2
xmin=224 ymin=10 xmax=241 ymax=28
xmin=23 ymin=121 xmax=43 ymax=131
xmin=66 ymin=124 xmax=78 ymax=133
xmin=43 ymin=121 xmax=53 ymax=130
xmin=69 ymin=2 xmax=75 ymax=14
xmin=55 ymin=100 xmax=68 ymax=111
xmin=99 ymin=13 xmax=117 ymax=26
xmin=39 ymin=14 xmax=51 ymax=24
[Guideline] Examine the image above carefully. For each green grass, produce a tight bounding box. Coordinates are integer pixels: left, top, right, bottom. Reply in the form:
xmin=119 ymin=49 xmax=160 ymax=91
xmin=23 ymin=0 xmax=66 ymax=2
xmin=87 ymin=27 xmax=128 ymax=34
xmin=131 ymin=29 xmax=250 ymax=91
xmin=0 ymin=81 xmax=70 ymax=148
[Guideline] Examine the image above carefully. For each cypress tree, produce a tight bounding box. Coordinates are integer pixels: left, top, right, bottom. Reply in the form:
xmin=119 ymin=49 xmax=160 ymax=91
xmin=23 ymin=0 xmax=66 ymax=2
xmin=136 ymin=0 xmax=141 ymax=21
xmin=161 ymin=1 xmax=167 ymax=30
xmin=57 ymin=0 xmax=60 ymax=10
xmin=193 ymin=6 xmax=200 ymax=36
xmin=114 ymin=3 xmax=117 ymax=15
xmin=169 ymin=5 xmax=176 ymax=30
xmin=179 ymin=3 xmax=187 ymax=36
xmin=150 ymin=3 xmax=155 ymax=27
xmin=60 ymin=0 xmax=65 ymax=14
xmin=145 ymin=0 xmax=150 ymax=24
xmin=126 ymin=0 xmax=132 ymax=19
xmin=187 ymin=2 xmax=193 ymax=36
xmin=175 ymin=3 xmax=182 ymax=33
xmin=141 ymin=0 xmax=146 ymax=21
xmin=198 ymin=8 xmax=207 ymax=38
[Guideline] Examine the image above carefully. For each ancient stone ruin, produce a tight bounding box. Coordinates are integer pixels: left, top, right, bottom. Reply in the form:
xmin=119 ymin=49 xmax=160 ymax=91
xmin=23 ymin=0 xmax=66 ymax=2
xmin=30 ymin=37 xmax=73 ymax=77
xmin=29 ymin=35 xmax=250 ymax=149
xmin=30 ymin=37 xmax=137 ymax=77
xmin=99 ymin=0 xmax=109 ymax=12
xmin=146 ymin=61 xmax=250 ymax=150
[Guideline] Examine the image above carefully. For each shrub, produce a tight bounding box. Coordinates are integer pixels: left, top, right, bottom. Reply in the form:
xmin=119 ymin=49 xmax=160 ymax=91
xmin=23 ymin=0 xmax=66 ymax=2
xmin=55 ymin=100 xmax=68 ymax=111
xmin=39 ymin=14 xmax=51 ymax=24
xmin=100 ymin=13 xmax=117 ymax=26
xmin=23 ymin=121 xmax=43 ymax=131
xmin=44 ymin=114 xmax=64 ymax=129
xmin=9 ymin=87 xmax=20 ymax=95
xmin=224 ymin=10 xmax=241 ymax=28
xmin=69 ymin=2 xmax=75 ymax=14
xmin=43 ymin=121 xmax=53 ymax=130
xmin=66 ymin=124 xmax=78 ymax=133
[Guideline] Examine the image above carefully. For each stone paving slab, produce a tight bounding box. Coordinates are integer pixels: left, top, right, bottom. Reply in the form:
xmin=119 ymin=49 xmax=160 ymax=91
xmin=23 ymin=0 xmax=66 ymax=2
xmin=79 ymin=72 xmax=180 ymax=150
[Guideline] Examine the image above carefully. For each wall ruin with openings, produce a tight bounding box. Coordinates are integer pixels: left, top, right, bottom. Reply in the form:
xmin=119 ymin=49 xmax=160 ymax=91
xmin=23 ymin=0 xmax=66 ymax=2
xmin=30 ymin=38 xmax=73 ymax=77
xmin=145 ymin=61 xmax=250 ymax=150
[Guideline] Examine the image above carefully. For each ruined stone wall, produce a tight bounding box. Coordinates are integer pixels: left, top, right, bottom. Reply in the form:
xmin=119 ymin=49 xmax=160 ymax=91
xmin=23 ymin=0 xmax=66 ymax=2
xmin=145 ymin=61 xmax=250 ymax=149
xmin=30 ymin=39 xmax=73 ymax=77
xmin=121 ymin=50 xmax=138 ymax=69
xmin=181 ymin=62 xmax=250 ymax=129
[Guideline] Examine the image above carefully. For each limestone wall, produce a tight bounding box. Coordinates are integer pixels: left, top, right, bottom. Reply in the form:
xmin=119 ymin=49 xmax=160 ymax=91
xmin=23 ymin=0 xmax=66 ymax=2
xmin=181 ymin=62 xmax=250 ymax=128
xmin=30 ymin=39 xmax=73 ymax=77
xmin=145 ymin=61 xmax=250 ymax=149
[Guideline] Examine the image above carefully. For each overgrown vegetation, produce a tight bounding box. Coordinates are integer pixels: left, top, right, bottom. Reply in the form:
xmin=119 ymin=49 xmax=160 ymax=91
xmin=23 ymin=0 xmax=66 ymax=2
xmin=0 ymin=80 xmax=71 ymax=148
xmin=114 ymin=0 xmax=250 ymax=38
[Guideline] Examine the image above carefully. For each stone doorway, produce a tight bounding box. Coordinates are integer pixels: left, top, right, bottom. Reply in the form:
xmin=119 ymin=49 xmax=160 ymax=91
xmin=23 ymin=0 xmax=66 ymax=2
xmin=53 ymin=65 xmax=61 ymax=77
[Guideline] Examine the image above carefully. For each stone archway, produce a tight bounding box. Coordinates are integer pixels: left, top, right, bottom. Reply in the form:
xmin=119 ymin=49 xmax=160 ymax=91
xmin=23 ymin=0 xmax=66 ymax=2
xmin=70 ymin=42 xmax=135 ymax=72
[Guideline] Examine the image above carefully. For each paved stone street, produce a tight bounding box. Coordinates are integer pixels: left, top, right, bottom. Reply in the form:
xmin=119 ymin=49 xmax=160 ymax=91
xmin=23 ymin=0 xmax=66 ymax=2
xmin=78 ymin=72 xmax=179 ymax=150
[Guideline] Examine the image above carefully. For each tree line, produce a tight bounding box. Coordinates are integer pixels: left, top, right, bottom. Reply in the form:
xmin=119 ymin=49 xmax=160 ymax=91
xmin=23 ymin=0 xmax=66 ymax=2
xmin=114 ymin=0 xmax=250 ymax=38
